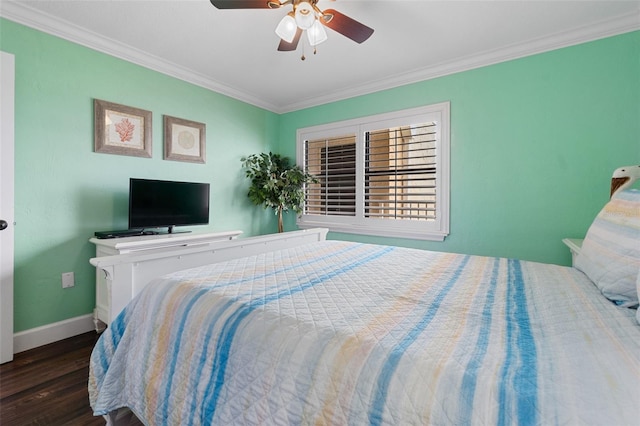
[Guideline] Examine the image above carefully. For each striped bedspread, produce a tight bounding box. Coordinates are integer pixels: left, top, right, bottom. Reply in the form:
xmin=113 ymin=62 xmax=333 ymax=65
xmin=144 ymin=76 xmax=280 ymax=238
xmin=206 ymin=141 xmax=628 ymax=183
xmin=89 ymin=241 xmax=640 ymax=425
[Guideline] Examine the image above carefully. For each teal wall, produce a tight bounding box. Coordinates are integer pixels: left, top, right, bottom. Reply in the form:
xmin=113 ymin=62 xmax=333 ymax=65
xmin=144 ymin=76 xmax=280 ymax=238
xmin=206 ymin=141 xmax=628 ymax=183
xmin=279 ymin=31 xmax=640 ymax=265
xmin=2 ymin=18 xmax=639 ymax=334
xmin=1 ymin=19 xmax=279 ymax=332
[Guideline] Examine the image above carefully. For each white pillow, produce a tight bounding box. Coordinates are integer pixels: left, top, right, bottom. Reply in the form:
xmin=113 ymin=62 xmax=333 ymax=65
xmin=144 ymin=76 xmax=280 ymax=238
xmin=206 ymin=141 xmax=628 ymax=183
xmin=575 ymin=189 xmax=640 ymax=307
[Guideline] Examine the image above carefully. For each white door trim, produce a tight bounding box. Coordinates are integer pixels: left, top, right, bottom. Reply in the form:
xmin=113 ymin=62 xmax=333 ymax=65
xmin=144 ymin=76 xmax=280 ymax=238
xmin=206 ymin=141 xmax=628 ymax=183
xmin=1 ymin=51 xmax=16 ymax=364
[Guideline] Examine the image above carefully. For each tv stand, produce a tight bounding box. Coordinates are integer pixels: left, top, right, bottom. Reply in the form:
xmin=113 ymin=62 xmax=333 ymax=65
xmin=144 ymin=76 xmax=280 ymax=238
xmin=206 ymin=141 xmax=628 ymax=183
xmin=89 ymin=229 xmax=329 ymax=332
xmin=89 ymin=230 xmax=243 ymax=329
xmin=166 ymin=225 xmax=188 ymax=234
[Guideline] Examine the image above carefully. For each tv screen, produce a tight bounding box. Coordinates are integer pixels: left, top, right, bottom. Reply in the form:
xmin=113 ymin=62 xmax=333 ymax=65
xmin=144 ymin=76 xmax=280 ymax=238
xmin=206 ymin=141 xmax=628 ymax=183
xmin=128 ymin=178 xmax=210 ymax=232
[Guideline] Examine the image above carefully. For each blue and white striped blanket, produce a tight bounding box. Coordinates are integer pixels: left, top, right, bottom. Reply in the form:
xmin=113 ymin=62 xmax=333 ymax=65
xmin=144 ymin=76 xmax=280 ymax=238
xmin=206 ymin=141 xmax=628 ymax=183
xmin=90 ymin=241 xmax=640 ymax=425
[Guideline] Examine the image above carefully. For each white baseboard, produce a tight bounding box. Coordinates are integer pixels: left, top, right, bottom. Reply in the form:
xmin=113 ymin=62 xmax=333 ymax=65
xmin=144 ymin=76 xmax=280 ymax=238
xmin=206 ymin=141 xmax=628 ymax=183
xmin=13 ymin=314 xmax=96 ymax=354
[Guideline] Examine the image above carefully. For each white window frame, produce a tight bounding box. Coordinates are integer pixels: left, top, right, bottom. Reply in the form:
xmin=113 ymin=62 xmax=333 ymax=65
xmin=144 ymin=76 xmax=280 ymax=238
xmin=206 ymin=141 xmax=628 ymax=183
xmin=296 ymin=102 xmax=450 ymax=241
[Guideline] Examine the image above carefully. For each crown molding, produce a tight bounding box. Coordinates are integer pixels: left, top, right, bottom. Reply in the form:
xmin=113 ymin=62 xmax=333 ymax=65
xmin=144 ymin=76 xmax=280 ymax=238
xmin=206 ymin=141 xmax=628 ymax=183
xmin=1 ymin=2 xmax=638 ymax=114
xmin=0 ymin=1 xmax=280 ymax=112
xmin=281 ymin=10 xmax=640 ymax=113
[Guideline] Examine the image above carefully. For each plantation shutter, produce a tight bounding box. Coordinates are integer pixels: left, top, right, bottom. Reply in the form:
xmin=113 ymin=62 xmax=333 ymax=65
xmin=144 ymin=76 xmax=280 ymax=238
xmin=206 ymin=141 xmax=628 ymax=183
xmin=304 ymin=135 xmax=356 ymax=216
xmin=364 ymin=123 xmax=437 ymax=221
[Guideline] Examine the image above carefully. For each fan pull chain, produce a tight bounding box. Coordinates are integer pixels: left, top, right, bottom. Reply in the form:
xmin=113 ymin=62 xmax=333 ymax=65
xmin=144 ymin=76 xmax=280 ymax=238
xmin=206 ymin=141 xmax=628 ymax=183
xmin=298 ymin=32 xmax=318 ymax=60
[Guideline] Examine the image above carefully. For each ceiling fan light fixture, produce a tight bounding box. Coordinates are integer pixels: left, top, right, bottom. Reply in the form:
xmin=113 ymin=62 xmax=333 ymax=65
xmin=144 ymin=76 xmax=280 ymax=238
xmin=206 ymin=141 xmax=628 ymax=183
xmin=275 ymin=12 xmax=297 ymax=43
xmin=267 ymin=1 xmax=281 ymax=9
xmin=294 ymin=1 xmax=315 ymax=30
xmin=307 ymin=19 xmax=327 ymax=46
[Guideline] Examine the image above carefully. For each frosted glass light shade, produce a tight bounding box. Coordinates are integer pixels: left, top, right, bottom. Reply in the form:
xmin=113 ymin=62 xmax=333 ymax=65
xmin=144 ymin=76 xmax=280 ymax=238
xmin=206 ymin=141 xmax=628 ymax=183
xmin=275 ymin=13 xmax=297 ymax=43
xmin=307 ymin=20 xmax=327 ymax=46
xmin=294 ymin=2 xmax=315 ymax=30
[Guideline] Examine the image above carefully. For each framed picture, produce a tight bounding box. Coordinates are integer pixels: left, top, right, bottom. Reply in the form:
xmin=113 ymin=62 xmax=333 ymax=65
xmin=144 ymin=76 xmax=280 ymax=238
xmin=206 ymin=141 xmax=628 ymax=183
xmin=163 ymin=115 xmax=206 ymax=163
xmin=94 ymin=99 xmax=152 ymax=158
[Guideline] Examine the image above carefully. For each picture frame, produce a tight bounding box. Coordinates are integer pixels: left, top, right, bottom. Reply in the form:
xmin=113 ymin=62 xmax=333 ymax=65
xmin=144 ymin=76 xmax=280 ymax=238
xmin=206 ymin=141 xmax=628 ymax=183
xmin=94 ymin=99 xmax=152 ymax=158
xmin=163 ymin=115 xmax=206 ymax=163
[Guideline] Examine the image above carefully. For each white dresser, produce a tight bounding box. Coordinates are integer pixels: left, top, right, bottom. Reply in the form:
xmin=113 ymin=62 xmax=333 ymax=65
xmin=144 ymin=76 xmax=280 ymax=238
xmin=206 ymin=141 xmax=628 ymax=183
xmin=90 ymin=230 xmax=242 ymax=330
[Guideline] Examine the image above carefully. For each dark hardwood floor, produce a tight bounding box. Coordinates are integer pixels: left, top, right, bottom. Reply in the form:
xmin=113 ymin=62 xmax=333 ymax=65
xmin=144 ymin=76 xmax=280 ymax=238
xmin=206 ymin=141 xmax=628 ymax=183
xmin=0 ymin=331 xmax=105 ymax=425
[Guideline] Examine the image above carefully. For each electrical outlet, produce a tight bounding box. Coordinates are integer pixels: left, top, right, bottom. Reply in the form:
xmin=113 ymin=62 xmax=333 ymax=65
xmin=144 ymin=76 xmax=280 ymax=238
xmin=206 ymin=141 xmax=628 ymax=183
xmin=62 ymin=272 xmax=75 ymax=288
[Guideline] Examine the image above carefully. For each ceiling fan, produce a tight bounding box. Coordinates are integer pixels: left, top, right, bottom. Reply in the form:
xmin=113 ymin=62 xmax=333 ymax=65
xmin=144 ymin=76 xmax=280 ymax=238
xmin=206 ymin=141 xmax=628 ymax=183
xmin=209 ymin=0 xmax=374 ymax=55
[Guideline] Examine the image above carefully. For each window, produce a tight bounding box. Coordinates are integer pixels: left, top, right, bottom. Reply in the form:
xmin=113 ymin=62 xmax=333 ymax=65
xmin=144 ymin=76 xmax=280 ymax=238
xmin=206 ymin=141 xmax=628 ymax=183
xmin=297 ymin=102 xmax=450 ymax=241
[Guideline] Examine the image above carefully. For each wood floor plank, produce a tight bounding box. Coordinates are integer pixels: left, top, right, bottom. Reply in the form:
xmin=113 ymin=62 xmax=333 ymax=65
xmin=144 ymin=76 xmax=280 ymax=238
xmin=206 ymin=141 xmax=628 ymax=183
xmin=0 ymin=332 xmax=104 ymax=425
xmin=0 ymin=347 xmax=93 ymax=398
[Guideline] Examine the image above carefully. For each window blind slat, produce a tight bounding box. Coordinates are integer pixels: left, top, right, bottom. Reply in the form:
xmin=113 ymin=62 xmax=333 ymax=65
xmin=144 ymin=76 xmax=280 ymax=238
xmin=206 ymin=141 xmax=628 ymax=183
xmin=304 ymin=136 xmax=357 ymax=216
xmin=363 ymin=122 xmax=437 ymax=221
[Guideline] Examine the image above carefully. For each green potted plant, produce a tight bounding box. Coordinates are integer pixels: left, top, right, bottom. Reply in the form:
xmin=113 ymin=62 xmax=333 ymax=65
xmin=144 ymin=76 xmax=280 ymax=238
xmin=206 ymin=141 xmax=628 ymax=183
xmin=241 ymin=152 xmax=317 ymax=233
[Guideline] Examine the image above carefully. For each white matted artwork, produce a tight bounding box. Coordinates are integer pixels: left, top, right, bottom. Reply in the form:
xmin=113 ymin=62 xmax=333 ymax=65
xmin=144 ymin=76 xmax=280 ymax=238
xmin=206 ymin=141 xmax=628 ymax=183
xmin=94 ymin=99 xmax=152 ymax=158
xmin=164 ymin=115 xmax=206 ymax=163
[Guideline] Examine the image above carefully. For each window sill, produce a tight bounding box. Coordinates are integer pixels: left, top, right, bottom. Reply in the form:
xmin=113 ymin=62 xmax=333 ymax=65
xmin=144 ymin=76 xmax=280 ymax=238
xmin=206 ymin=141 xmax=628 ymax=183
xmin=297 ymin=219 xmax=448 ymax=242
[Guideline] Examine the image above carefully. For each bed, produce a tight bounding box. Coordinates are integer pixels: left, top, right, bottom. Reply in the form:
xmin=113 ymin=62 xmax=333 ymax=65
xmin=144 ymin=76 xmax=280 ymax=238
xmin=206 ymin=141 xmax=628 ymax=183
xmin=89 ymin=186 xmax=640 ymax=425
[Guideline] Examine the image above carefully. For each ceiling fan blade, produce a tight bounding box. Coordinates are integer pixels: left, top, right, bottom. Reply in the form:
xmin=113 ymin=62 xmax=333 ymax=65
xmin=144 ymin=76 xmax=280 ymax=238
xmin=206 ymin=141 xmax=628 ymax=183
xmin=277 ymin=27 xmax=303 ymax=51
xmin=209 ymin=0 xmax=270 ymax=9
xmin=321 ymin=8 xmax=374 ymax=43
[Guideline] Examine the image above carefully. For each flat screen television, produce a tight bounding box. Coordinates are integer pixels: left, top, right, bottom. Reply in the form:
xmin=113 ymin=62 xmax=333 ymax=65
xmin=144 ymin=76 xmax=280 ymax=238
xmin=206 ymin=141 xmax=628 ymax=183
xmin=128 ymin=178 xmax=210 ymax=234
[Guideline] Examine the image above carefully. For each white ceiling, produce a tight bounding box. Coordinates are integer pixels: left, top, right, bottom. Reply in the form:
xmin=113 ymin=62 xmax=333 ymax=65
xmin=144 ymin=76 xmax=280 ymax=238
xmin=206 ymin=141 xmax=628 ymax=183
xmin=1 ymin=1 xmax=639 ymax=113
